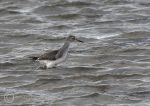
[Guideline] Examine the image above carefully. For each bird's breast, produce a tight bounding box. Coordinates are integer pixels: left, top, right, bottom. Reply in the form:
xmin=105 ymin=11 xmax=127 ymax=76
xmin=39 ymin=60 xmax=55 ymax=68
xmin=55 ymin=51 xmax=68 ymax=64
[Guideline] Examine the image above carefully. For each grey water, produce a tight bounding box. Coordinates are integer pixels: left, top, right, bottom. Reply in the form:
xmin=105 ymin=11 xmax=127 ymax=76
xmin=0 ymin=0 xmax=150 ymax=105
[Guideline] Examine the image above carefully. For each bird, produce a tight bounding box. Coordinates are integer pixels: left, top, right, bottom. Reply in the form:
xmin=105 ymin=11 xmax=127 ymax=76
xmin=30 ymin=35 xmax=83 ymax=68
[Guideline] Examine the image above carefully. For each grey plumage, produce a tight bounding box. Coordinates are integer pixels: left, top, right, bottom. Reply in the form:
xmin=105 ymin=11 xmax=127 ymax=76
xmin=30 ymin=35 xmax=83 ymax=68
xmin=55 ymin=41 xmax=70 ymax=59
xmin=31 ymin=41 xmax=70 ymax=61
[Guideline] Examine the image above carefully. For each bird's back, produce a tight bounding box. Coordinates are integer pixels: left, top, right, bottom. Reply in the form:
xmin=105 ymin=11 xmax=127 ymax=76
xmin=30 ymin=50 xmax=59 ymax=61
xmin=38 ymin=50 xmax=59 ymax=60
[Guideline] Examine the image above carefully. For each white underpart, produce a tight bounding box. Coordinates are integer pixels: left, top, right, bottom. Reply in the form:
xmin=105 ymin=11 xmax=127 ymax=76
xmin=38 ymin=49 xmax=68 ymax=68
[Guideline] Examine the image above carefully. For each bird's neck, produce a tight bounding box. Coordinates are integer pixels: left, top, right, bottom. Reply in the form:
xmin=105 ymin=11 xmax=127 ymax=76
xmin=60 ymin=40 xmax=70 ymax=52
xmin=55 ymin=41 xmax=70 ymax=59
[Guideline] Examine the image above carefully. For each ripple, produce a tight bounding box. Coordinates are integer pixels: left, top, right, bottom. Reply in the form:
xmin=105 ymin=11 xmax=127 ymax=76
xmin=47 ymin=13 xmax=80 ymax=20
xmin=1 ymin=0 xmax=150 ymax=105
xmin=0 ymin=8 xmax=20 ymax=16
xmin=0 ymin=62 xmax=15 ymax=69
xmin=51 ymin=1 xmax=96 ymax=7
xmin=47 ymin=24 xmax=73 ymax=30
xmin=49 ymin=84 xmax=110 ymax=93
xmin=129 ymin=90 xmax=150 ymax=98
xmin=33 ymin=5 xmax=68 ymax=15
xmin=120 ymin=31 xmax=150 ymax=39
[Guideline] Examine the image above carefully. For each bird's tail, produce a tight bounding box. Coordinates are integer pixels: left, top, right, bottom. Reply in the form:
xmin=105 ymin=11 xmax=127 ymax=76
xmin=29 ymin=56 xmax=39 ymax=60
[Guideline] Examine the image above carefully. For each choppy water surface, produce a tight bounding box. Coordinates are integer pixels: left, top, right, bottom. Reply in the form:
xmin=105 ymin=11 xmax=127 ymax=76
xmin=0 ymin=0 xmax=150 ymax=105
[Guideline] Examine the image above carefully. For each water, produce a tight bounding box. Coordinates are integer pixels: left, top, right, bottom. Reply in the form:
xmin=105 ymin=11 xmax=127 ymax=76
xmin=0 ymin=0 xmax=150 ymax=105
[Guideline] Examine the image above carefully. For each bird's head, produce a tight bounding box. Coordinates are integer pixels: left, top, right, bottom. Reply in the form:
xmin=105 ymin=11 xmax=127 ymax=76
xmin=67 ymin=35 xmax=83 ymax=43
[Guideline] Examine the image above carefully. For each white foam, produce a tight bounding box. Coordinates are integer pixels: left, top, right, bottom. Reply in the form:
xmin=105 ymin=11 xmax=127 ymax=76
xmin=86 ymin=33 xmax=121 ymax=40
xmin=69 ymin=27 xmax=121 ymax=40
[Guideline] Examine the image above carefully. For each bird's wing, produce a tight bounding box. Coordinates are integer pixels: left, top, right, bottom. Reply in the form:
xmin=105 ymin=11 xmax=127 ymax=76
xmin=55 ymin=49 xmax=63 ymax=59
xmin=38 ymin=50 xmax=59 ymax=60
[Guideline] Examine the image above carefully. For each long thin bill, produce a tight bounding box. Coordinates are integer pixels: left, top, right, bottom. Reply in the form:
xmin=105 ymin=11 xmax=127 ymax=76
xmin=76 ymin=38 xmax=84 ymax=43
